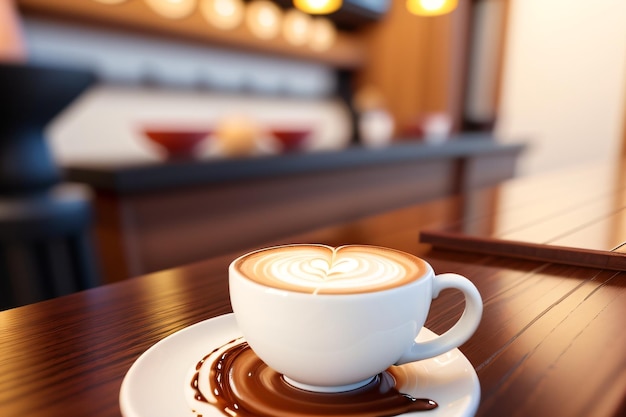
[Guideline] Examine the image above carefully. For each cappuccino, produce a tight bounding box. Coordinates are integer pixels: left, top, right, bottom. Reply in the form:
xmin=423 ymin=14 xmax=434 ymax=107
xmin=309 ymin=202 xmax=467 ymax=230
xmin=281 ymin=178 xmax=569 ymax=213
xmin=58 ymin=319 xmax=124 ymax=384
xmin=233 ymin=244 xmax=427 ymax=295
xmin=230 ymin=243 xmax=482 ymax=391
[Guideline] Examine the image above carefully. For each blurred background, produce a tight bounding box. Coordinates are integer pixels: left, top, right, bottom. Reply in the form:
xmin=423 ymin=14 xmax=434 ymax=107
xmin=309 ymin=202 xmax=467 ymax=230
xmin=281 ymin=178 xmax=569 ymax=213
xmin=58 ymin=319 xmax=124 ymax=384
xmin=1 ymin=0 xmax=625 ymax=308
xmin=1 ymin=0 xmax=623 ymax=172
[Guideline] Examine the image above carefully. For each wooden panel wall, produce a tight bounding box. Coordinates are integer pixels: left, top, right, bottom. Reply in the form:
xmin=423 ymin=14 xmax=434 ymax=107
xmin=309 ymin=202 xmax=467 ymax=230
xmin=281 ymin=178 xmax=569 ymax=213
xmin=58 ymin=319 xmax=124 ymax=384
xmin=355 ymin=0 xmax=472 ymax=135
xmin=355 ymin=0 xmax=514 ymax=136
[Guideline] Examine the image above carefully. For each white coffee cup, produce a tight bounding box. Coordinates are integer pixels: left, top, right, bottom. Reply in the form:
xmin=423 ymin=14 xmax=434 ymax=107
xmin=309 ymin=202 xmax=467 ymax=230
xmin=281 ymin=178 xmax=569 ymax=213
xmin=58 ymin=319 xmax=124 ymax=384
xmin=229 ymin=244 xmax=482 ymax=393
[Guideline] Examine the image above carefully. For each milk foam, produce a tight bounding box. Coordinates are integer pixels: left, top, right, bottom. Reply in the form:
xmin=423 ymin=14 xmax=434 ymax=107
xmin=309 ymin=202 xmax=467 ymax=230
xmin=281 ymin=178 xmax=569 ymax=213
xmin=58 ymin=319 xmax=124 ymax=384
xmin=235 ymin=245 xmax=426 ymax=294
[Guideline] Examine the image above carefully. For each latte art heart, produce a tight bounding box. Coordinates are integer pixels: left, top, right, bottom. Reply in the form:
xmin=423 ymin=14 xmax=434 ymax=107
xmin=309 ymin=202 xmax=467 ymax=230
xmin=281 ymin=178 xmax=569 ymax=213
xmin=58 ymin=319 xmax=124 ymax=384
xmin=235 ymin=245 xmax=426 ymax=294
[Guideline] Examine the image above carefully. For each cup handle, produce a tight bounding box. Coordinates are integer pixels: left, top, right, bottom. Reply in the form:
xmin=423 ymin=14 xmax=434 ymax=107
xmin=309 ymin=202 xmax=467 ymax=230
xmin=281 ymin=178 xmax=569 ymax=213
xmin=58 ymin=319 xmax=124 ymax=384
xmin=395 ymin=273 xmax=483 ymax=364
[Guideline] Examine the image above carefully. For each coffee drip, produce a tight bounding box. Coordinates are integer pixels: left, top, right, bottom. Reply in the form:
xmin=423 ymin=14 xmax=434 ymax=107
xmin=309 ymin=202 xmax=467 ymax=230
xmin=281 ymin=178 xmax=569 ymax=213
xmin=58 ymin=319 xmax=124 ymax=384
xmin=188 ymin=338 xmax=438 ymax=417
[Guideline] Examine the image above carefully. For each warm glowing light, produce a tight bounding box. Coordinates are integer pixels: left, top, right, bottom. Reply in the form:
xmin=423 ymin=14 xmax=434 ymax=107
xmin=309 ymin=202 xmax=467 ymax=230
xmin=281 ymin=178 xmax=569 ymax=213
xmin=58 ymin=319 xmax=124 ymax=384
xmin=293 ymin=0 xmax=341 ymax=15
xmin=282 ymin=9 xmax=311 ymax=46
xmin=308 ymin=17 xmax=336 ymax=52
xmin=144 ymin=0 xmax=197 ymax=19
xmin=93 ymin=0 xmax=128 ymax=4
xmin=246 ymin=0 xmax=282 ymax=40
xmin=201 ymin=0 xmax=244 ymax=30
xmin=406 ymin=0 xmax=458 ymax=16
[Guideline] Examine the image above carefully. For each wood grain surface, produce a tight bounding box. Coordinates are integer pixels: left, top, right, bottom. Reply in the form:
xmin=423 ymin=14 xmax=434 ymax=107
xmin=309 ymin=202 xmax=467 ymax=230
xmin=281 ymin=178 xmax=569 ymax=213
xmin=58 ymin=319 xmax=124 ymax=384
xmin=2 ymin=160 xmax=625 ymax=417
xmin=421 ymin=159 xmax=626 ymax=268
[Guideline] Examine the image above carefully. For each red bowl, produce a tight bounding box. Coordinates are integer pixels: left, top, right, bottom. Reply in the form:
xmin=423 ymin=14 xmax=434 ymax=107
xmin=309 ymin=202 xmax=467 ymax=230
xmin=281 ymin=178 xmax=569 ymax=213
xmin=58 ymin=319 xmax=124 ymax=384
xmin=270 ymin=128 xmax=313 ymax=153
xmin=143 ymin=128 xmax=211 ymax=159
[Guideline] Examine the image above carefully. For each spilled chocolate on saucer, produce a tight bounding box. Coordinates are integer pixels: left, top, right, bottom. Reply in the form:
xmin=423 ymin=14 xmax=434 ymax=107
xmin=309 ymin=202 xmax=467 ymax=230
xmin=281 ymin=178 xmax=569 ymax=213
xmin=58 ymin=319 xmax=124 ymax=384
xmin=189 ymin=338 xmax=437 ymax=417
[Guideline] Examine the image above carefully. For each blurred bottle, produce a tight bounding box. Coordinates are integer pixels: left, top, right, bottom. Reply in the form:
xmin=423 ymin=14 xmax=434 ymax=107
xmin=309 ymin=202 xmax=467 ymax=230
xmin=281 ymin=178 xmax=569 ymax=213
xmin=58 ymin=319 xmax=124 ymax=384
xmin=404 ymin=112 xmax=453 ymax=145
xmin=421 ymin=112 xmax=453 ymax=144
xmin=353 ymin=85 xmax=395 ymax=149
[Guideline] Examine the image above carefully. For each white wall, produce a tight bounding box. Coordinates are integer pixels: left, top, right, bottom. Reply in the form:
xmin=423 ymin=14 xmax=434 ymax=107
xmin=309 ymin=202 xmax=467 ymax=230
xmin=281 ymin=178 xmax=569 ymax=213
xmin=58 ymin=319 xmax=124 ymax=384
xmin=496 ymin=0 xmax=626 ymax=176
xmin=48 ymin=86 xmax=352 ymax=164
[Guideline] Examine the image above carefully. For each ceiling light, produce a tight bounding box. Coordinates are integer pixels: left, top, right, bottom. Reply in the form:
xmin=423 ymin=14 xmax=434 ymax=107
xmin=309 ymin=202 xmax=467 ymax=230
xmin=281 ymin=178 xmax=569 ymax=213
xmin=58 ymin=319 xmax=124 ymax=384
xmin=406 ymin=0 xmax=458 ymax=17
xmin=309 ymin=17 xmax=336 ymax=52
xmin=246 ymin=0 xmax=283 ymax=40
xmin=201 ymin=0 xmax=244 ymax=30
xmin=144 ymin=0 xmax=197 ymax=19
xmin=282 ymin=9 xmax=312 ymax=46
xmin=293 ymin=0 xmax=341 ymax=15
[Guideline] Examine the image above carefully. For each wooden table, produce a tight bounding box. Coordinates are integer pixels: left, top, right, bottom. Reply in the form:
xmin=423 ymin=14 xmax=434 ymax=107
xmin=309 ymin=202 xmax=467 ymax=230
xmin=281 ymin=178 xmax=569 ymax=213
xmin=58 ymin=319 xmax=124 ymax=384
xmin=1 ymin=159 xmax=625 ymax=417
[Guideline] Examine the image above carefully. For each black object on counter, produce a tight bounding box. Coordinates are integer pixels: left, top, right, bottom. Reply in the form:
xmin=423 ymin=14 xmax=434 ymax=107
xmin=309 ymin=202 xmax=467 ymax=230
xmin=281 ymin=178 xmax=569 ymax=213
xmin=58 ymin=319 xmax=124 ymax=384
xmin=0 ymin=63 xmax=99 ymax=310
xmin=0 ymin=63 xmax=94 ymax=193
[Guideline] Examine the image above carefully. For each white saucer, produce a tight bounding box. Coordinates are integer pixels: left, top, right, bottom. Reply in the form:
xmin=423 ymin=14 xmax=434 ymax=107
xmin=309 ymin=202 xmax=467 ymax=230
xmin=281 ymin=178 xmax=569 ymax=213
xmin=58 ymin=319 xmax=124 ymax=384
xmin=120 ymin=314 xmax=480 ymax=417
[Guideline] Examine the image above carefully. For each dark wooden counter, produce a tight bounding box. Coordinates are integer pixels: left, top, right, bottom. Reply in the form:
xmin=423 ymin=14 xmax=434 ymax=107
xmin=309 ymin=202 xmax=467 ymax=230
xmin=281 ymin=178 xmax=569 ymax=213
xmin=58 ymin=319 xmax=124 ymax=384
xmin=63 ymin=135 xmax=525 ymax=283
xmin=64 ymin=134 xmax=523 ymax=193
xmin=1 ymin=158 xmax=624 ymax=417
